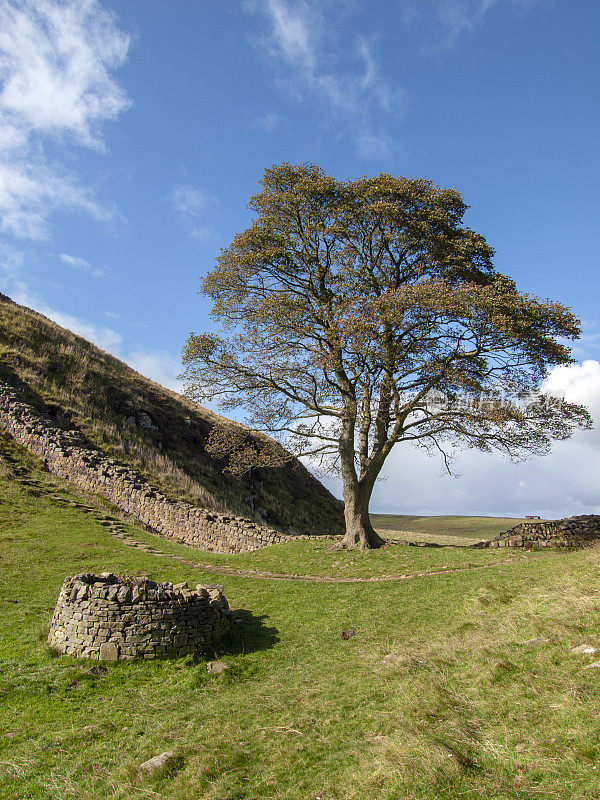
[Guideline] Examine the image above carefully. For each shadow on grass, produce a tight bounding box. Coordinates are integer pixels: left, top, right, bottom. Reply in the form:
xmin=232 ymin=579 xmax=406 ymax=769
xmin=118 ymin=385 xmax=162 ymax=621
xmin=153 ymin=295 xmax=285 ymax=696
xmin=220 ymin=609 xmax=280 ymax=656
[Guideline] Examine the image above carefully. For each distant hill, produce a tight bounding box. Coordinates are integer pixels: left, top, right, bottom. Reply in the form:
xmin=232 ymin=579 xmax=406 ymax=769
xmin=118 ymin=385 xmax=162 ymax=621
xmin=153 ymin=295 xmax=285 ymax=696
xmin=0 ymin=293 xmax=344 ymax=535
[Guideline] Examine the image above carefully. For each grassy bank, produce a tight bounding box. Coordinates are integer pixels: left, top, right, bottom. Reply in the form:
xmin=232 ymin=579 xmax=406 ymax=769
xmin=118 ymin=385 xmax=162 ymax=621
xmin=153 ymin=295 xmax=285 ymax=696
xmin=2 ymin=442 xmax=600 ymax=799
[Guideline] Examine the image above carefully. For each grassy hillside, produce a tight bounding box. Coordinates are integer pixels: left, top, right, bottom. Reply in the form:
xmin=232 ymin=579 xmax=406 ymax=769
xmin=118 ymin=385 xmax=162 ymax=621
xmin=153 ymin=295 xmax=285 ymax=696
xmin=3 ymin=434 xmax=600 ymax=799
xmin=0 ymin=293 xmax=343 ymax=535
xmin=371 ymin=514 xmax=548 ymax=546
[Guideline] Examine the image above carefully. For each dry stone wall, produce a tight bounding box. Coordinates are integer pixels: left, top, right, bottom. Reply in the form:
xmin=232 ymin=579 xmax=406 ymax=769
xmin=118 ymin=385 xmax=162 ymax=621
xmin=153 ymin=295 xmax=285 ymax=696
xmin=480 ymin=515 xmax=600 ymax=549
xmin=48 ymin=573 xmax=231 ymax=660
xmin=0 ymin=380 xmax=286 ymax=553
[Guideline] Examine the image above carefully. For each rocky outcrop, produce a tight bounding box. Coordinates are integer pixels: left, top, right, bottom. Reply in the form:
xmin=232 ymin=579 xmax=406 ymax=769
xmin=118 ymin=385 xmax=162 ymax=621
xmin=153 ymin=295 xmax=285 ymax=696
xmin=478 ymin=515 xmax=600 ymax=549
xmin=48 ymin=573 xmax=231 ymax=660
xmin=0 ymin=380 xmax=287 ymax=553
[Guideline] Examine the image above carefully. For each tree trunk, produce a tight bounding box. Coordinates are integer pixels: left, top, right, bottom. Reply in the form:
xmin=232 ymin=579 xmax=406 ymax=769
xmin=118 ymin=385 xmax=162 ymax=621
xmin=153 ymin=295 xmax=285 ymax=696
xmin=340 ymin=480 xmax=386 ymax=549
xmin=337 ymin=414 xmax=386 ymax=549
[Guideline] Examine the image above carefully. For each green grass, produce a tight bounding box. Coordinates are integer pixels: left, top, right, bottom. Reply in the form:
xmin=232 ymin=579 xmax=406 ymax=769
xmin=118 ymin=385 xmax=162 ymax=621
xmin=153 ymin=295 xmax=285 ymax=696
xmin=371 ymin=514 xmax=547 ymax=546
xmin=3 ymin=441 xmax=600 ymax=799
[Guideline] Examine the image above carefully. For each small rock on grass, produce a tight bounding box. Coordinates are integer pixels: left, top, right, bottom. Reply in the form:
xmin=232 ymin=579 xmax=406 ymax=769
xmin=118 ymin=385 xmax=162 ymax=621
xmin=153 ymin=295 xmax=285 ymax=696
xmin=584 ymin=661 xmax=600 ymax=670
xmin=571 ymin=645 xmax=596 ymax=655
xmin=139 ymin=751 xmax=176 ymax=775
xmin=206 ymin=661 xmax=229 ymax=674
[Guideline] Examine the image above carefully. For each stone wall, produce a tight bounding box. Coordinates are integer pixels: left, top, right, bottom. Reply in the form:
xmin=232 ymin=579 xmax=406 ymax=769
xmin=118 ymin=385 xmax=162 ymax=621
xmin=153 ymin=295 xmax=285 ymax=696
xmin=0 ymin=380 xmax=287 ymax=553
xmin=48 ymin=573 xmax=231 ymax=660
xmin=481 ymin=515 xmax=600 ymax=549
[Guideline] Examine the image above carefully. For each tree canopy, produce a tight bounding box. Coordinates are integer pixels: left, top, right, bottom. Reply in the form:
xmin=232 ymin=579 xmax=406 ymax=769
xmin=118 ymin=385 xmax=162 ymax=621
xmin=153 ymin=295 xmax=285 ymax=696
xmin=182 ymin=163 xmax=590 ymax=548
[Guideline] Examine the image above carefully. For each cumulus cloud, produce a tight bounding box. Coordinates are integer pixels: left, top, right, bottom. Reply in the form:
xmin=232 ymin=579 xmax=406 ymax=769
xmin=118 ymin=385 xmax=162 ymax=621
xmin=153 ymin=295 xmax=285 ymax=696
xmin=543 ymin=360 xmax=600 ymax=449
xmin=314 ymin=360 xmax=600 ymax=519
xmin=0 ymin=0 xmax=131 ymax=239
xmin=169 ymin=184 xmax=217 ymax=241
xmin=246 ymin=0 xmax=403 ymax=158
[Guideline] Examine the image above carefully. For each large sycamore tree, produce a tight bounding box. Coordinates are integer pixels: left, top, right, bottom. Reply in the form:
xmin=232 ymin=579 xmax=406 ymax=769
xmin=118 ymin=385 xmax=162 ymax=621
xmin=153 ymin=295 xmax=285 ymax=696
xmin=182 ymin=163 xmax=590 ymax=549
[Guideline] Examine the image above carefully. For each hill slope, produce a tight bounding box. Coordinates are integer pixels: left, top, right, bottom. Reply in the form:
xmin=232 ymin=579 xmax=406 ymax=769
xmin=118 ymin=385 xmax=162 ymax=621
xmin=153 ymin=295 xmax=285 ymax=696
xmin=0 ymin=293 xmax=343 ymax=535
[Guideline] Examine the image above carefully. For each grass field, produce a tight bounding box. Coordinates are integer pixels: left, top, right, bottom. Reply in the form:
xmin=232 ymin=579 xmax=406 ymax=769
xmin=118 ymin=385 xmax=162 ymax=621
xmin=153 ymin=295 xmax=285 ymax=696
xmin=3 ymin=438 xmax=600 ymax=799
xmin=370 ymin=514 xmax=548 ymax=546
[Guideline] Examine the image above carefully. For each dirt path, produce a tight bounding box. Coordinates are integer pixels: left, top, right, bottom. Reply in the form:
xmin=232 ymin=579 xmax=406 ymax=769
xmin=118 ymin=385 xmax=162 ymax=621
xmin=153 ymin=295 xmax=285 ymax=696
xmin=10 ymin=468 xmax=566 ymax=585
xmin=149 ymin=549 xmax=564 ymax=584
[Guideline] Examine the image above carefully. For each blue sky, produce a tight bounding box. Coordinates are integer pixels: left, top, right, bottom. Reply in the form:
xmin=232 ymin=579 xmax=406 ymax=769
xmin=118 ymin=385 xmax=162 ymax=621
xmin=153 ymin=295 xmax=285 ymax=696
xmin=0 ymin=0 xmax=599 ymax=517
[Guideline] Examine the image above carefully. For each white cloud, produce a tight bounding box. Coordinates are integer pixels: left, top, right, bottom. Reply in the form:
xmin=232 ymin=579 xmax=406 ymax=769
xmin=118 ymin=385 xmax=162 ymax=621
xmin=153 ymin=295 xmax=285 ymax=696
xmin=567 ymin=321 xmax=600 ymax=361
xmin=355 ymin=127 xmax=400 ymax=160
xmin=0 ymin=156 xmax=117 ymax=240
xmin=169 ymin=184 xmax=217 ymax=241
xmin=46 ymin=307 xmax=124 ymax=353
xmin=261 ymin=0 xmax=317 ymax=70
xmin=0 ymin=0 xmax=130 ymax=147
xmin=313 ymin=360 xmax=600 ymax=519
xmin=252 ymin=110 xmax=286 ymax=132
xmin=41 ymin=306 xmax=183 ymax=391
xmin=0 ymin=241 xmax=30 ymax=298
xmin=246 ymin=1 xmax=403 ymax=158
xmin=1 ymin=268 xmax=184 ymax=392
xmin=248 ymin=0 xmax=546 ymax=152
xmin=400 ymin=0 xmax=545 ymax=48
xmin=125 ymin=350 xmax=184 ymax=393
xmin=0 ymin=0 xmax=131 ymax=239
xmin=59 ymin=252 xmax=110 ymax=280
xmin=0 ymin=240 xmax=25 ymax=276
xmin=8 ymin=284 xmax=124 ymax=352
xmin=46 ymin=309 xmax=184 ymax=391
xmin=543 ymin=360 xmax=600 ymax=449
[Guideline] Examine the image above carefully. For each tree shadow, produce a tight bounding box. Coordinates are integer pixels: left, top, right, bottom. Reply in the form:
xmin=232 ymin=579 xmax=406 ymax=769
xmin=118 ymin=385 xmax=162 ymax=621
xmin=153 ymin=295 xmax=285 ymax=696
xmin=220 ymin=609 xmax=280 ymax=656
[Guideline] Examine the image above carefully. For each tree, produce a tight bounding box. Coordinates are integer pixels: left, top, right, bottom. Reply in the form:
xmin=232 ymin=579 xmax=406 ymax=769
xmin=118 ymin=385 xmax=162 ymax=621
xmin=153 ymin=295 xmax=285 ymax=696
xmin=182 ymin=163 xmax=591 ymax=549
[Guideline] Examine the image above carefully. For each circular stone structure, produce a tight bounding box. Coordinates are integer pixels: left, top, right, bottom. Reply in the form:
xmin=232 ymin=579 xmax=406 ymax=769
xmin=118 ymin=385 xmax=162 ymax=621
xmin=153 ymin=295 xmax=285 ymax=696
xmin=48 ymin=573 xmax=231 ymax=660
